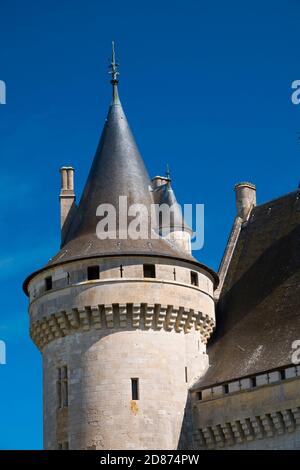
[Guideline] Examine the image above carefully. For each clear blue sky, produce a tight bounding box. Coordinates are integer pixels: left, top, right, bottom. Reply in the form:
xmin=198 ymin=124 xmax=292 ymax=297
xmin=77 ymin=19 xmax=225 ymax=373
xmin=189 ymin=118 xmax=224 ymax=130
xmin=0 ymin=0 xmax=299 ymax=449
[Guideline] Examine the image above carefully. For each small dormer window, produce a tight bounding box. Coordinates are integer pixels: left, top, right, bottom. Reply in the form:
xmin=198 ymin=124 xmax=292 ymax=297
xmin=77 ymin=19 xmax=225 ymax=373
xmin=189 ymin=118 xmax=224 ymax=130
xmin=143 ymin=264 xmax=156 ymax=278
xmin=45 ymin=276 xmax=52 ymax=291
xmin=87 ymin=266 xmax=100 ymax=280
xmin=191 ymin=271 xmax=198 ymax=286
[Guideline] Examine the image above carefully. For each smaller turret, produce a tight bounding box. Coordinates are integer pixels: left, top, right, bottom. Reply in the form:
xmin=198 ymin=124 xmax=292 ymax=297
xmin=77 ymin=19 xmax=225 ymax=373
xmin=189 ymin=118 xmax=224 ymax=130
xmin=151 ymin=172 xmax=192 ymax=254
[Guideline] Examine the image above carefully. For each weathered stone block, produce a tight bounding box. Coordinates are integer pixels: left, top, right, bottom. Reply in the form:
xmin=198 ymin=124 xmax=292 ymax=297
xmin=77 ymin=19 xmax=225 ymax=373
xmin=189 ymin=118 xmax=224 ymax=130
xmin=212 ymin=385 xmax=224 ymax=398
xmin=228 ymin=381 xmax=240 ymax=393
xmin=285 ymin=367 xmax=297 ymax=379
xmin=240 ymin=378 xmax=252 ymax=390
xmin=268 ymin=371 xmax=281 ymax=383
xmin=201 ymin=388 xmax=212 ymax=401
xmin=256 ymin=374 xmax=268 ymax=386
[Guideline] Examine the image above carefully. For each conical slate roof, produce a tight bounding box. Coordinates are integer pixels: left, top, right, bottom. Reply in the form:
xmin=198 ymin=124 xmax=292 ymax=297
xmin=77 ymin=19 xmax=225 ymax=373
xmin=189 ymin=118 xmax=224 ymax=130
xmin=23 ymin=53 xmax=219 ymax=292
xmin=152 ymin=181 xmax=192 ymax=233
xmin=47 ymin=84 xmax=198 ymax=267
xmin=63 ymin=96 xmax=155 ymax=243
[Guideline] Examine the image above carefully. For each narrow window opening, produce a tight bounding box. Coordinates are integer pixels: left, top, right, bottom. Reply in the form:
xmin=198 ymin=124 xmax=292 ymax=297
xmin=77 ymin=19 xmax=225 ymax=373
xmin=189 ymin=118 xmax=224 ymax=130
xmin=87 ymin=265 xmax=100 ymax=280
xmin=280 ymin=369 xmax=286 ymax=380
xmin=185 ymin=366 xmax=188 ymax=383
xmin=251 ymin=377 xmax=257 ymax=388
xmin=57 ymin=365 xmax=68 ymax=408
xmin=62 ymin=365 xmax=68 ymax=407
xmin=120 ymin=265 xmax=124 ymax=278
xmin=66 ymin=272 xmax=70 ymax=285
xmin=57 ymin=368 xmax=62 ymax=407
xmin=131 ymin=378 xmax=139 ymax=400
xmin=197 ymin=391 xmax=202 ymax=400
xmin=190 ymin=271 xmax=198 ymax=286
xmin=58 ymin=441 xmax=69 ymax=450
xmin=173 ymin=268 xmax=176 ymax=281
xmin=223 ymin=383 xmax=229 ymax=394
xmin=143 ymin=264 xmax=156 ymax=278
xmin=45 ymin=276 xmax=52 ymax=291
xmin=159 ymin=211 xmax=163 ymax=228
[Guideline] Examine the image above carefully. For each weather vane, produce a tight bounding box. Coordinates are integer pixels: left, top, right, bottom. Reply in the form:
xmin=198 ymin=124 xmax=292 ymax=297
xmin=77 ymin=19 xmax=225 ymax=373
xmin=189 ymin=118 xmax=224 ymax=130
xmin=166 ymin=163 xmax=171 ymax=179
xmin=109 ymin=41 xmax=119 ymax=84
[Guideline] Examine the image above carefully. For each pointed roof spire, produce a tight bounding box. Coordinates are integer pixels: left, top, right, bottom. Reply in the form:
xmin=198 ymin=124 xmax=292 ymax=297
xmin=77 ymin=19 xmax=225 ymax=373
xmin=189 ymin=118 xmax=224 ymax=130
xmin=109 ymin=41 xmax=120 ymax=104
xmin=55 ymin=45 xmax=187 ymax=258
xmin=23 ymin=50 xmax=219 ymax=295
xmin=165 ymin=163 xmax=171 ymax=186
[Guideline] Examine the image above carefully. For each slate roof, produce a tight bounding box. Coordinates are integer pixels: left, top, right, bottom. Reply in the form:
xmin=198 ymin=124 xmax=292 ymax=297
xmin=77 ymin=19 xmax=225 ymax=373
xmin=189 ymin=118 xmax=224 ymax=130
xmin=23 ymin=82 xmax=218 ymax=293
xmin=56 ymin=93 xmax=190 ymax=257
xmin=152 ymin=182 xmax=191 ymax=232
xmin=194 ymin=189 xmax=300 ymax=389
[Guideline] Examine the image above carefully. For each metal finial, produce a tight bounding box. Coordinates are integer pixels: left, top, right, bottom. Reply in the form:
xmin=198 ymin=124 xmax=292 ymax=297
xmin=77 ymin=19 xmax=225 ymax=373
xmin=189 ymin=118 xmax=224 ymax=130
xmin=166 ymin=163 xmax=171 ymax=179
xmin=109 ymin=41 xmax=119 ymax=84
xmin=165 ymin=163 xmax=171 ymax=186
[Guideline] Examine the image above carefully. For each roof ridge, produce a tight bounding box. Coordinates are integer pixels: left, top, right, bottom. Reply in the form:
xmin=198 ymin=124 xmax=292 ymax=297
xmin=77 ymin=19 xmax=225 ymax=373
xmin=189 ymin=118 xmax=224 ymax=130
xmin=254 ymin=188 xmax=299 ymax=210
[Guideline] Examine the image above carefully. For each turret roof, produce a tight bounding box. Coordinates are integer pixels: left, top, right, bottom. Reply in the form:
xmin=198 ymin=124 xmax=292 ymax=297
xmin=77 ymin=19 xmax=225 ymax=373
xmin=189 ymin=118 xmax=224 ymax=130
xmin=23 ymin=46 xmax=218 ymax=293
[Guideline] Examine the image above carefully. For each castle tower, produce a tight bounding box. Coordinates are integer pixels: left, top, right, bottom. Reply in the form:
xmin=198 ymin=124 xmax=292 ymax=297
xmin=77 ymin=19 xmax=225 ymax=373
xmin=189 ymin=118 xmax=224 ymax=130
xmin=23 ymin=45 xmax=217 ymax=450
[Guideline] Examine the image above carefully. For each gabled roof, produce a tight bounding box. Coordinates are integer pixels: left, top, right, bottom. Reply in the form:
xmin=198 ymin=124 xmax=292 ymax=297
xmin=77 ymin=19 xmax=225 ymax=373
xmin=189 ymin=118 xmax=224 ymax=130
xmin=195 ymin=189 xmax=300 ymax=389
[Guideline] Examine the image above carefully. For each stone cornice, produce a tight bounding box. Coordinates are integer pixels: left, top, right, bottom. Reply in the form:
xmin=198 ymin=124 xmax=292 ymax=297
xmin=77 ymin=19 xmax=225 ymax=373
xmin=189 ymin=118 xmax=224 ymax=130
xmin=193 ymin=405 xmax=300 ymax=449
xmin=23 ymin=254 xmax=219 ymax=295
xmin=30 ymin=303 xmax=215 ymax=351
xmin=29 ymin=277 xmax=215 ymax=307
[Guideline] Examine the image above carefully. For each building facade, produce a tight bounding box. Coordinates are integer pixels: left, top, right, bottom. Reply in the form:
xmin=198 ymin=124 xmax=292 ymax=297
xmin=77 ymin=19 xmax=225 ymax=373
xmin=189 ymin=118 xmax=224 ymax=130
xmin=23 ymin=50 xmax=300 ymax=450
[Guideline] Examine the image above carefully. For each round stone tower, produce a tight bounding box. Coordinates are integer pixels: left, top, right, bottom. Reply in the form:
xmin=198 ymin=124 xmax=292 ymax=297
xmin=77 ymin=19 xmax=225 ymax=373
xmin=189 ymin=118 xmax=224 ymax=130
xmin=23 ymin=46 xmax=218 ymax=450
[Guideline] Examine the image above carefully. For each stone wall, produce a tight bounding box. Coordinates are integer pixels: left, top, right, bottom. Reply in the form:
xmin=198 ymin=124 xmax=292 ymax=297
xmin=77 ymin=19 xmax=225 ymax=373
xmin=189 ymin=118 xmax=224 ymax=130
xmin=27 ymin=254 xmax=215 ymax=450
xmin=192 ymin=374 xmax=300 ymax=450
xmin=44 ymin=327 xmax=207 ymax=449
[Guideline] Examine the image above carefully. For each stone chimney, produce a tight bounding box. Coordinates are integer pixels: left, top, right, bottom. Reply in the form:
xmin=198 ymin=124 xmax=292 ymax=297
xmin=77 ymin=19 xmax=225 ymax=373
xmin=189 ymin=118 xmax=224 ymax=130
xmin=59 ymin=167 xmax=75 ymax=241
xmin=234 ymin=182 xmax=256 ymax=222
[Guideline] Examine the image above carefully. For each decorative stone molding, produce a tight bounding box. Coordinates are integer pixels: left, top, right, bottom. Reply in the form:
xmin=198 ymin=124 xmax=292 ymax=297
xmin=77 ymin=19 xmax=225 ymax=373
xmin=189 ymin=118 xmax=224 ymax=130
xmin=30 ymin=303 xmax=215 ymax=350
xmin=28 ymin=272 xmax=215 ymax=304
xmin=193 ymin=406 xmax=300 ymax=449
xmin=195 ymin=366 xmax=300 ymax=403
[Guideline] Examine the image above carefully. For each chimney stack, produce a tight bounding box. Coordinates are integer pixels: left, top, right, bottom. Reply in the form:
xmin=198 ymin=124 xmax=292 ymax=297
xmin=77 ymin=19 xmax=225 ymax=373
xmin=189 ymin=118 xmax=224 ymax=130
xmin=234 ymin=182 xmax=256 ymax=222
xmin=60 ymin=167 xmax=75 ymax=241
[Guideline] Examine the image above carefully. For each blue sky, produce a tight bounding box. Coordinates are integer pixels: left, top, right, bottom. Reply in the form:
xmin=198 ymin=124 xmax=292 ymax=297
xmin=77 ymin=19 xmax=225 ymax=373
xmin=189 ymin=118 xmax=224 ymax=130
xmin=0 ymin=0 xmax=299 ymax=449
